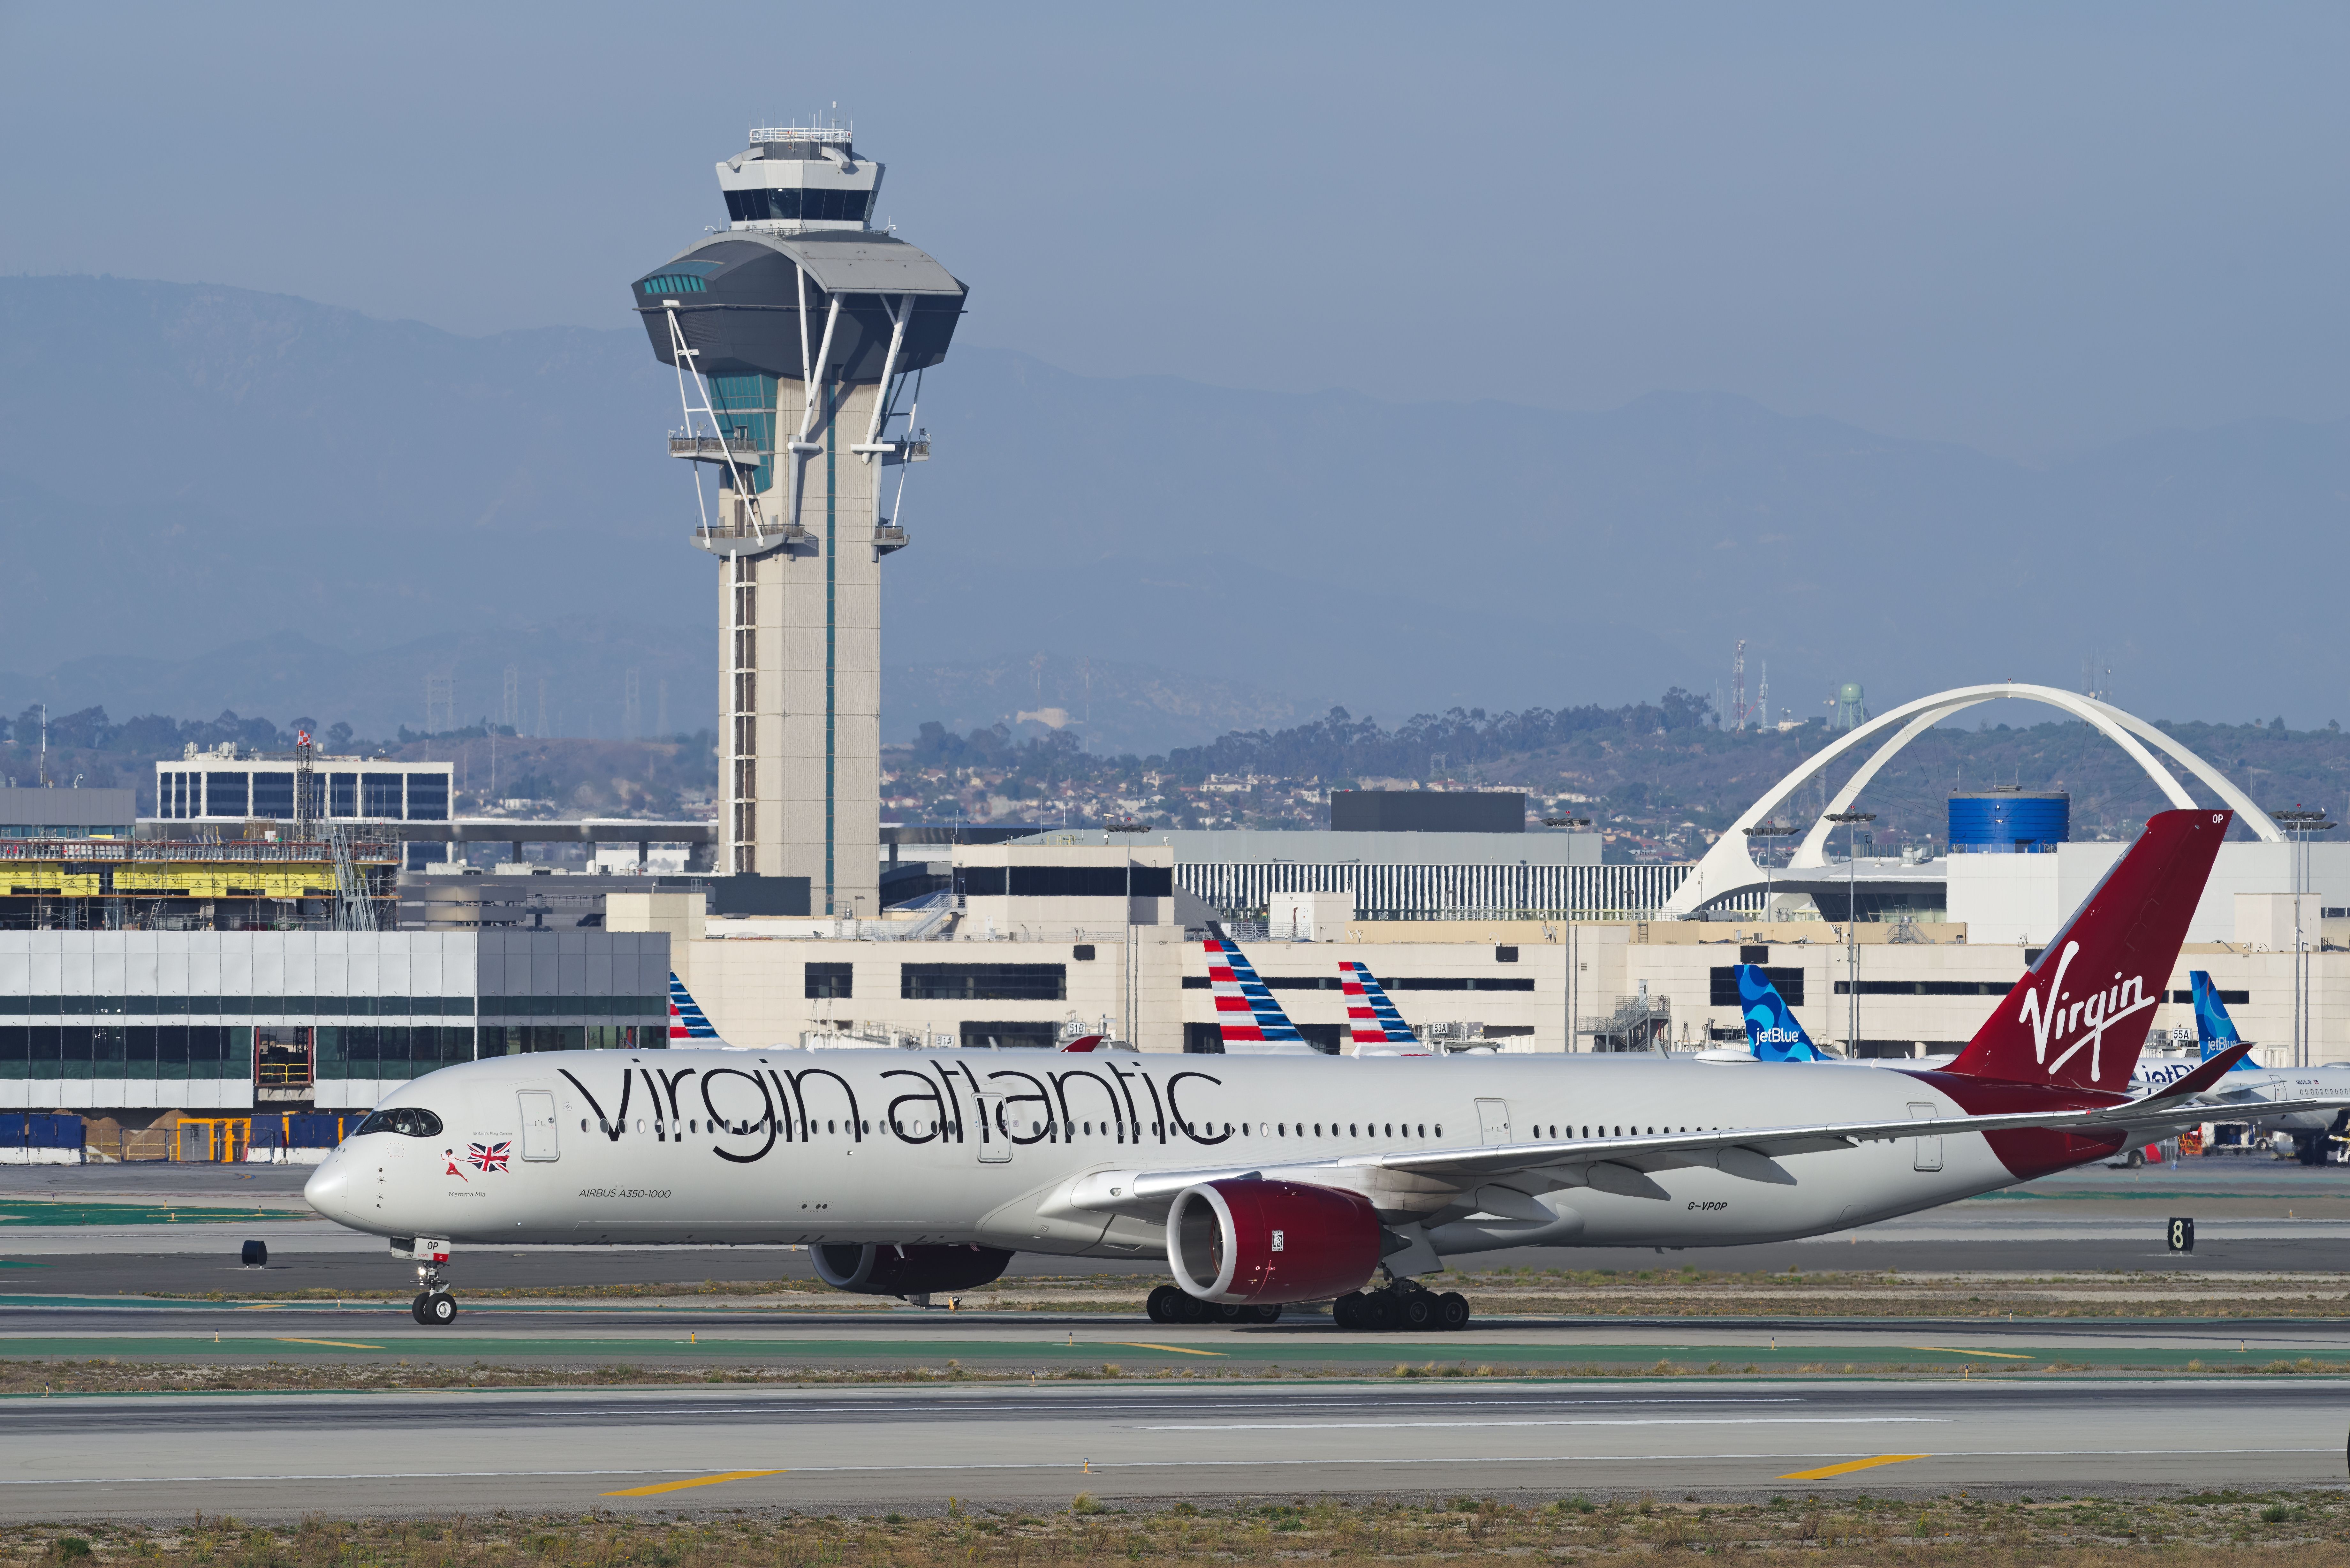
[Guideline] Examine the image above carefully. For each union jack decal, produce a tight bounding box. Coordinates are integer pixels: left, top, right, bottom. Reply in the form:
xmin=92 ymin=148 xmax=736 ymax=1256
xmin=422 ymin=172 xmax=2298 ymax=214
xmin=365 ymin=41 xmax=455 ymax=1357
xmin=466 ymin=1140 xmax=511 ymax=1173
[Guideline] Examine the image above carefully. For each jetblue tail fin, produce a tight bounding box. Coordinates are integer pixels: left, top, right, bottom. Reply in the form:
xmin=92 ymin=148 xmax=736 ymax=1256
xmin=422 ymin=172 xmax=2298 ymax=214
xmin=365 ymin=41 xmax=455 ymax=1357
xmin=1733 ymin=964 xmax=1828 ymax=1061
xmin=668 ymin=972 xmax=728 ymax=1046
xmin=2189 ymin=971 xmax=2262 ymax=1071
xmin=1946 ymin=809 xmax=2230 ymax=1091
xmin=1204 ymin=938 xmax=1314 ymax=1051
xmin=1339 ymin=960 xmax=1418 ymax=1047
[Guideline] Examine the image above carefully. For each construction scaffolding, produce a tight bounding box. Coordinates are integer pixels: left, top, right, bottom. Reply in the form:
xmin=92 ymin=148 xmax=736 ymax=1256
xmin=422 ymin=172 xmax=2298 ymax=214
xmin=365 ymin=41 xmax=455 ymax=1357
xmin=0 ymin=837 xmax=398 ymax=931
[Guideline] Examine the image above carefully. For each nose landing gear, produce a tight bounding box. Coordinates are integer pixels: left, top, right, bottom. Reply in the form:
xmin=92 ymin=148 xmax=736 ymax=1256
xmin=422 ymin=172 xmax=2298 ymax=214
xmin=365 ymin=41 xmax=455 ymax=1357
xmin=393 ymin=1238 xmax=458 ymax=1327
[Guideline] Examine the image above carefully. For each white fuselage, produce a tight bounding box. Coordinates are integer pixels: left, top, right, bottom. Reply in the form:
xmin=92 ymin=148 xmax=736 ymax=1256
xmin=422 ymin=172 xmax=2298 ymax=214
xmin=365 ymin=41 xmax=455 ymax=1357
xmin=303 ymin=1049 xmax=2057 ymax=1262
xmin=2209 ymin=1065 xmax=2350 ymax=1135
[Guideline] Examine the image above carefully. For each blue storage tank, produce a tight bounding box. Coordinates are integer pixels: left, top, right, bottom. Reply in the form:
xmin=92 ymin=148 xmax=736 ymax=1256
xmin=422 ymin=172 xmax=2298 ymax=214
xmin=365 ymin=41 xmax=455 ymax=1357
xmin=1948 ymin=789 xmax=2069 ymax=853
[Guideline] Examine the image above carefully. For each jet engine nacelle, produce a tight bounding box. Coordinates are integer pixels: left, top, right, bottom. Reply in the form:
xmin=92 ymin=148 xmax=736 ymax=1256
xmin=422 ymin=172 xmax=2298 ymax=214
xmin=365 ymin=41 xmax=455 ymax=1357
xmin=1166 ymin=1178 xmax=1381 ymax=1305
xmin=812 ymin=1242 xmax=1015 ymax=1297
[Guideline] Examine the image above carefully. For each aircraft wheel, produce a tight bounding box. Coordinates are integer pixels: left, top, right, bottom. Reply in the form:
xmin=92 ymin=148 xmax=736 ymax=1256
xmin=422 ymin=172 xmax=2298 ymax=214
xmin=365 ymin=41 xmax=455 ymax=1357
xmin=1401 ymin=1292 xmax=1438 ymax=1330
xmin=2125 ymin=1149 xmax=2145 ymax=1168
xmin=1332 ymin=1291 xmax=1367 ymax=1331
xmin=1173 ymin=1292 xmax=1213 ymax=1325
xmin=1146 ymin=1285 xmax=1183 ymax=1324
xmin=1214 ymin=1303 xmax=1251 ymax=1323
xmin=410 ymin=1291 xmax=431 ymax=1325
xmin=1437 ymin=1293 xmax=1471 ymax=1332
xmin=1362 ymin=1290 xmax=1401 ymax=1332
xmin=423 ymin=1291 xmax=458 ymax=1327
xmin=1250 ymin=1304 xmax=1282 ymax=1323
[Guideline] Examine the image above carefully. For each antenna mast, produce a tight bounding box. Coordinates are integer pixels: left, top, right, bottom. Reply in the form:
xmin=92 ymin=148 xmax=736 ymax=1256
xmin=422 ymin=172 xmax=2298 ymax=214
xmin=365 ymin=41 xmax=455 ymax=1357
xmin=1731 ymin=640 xmax=1747 ymax=732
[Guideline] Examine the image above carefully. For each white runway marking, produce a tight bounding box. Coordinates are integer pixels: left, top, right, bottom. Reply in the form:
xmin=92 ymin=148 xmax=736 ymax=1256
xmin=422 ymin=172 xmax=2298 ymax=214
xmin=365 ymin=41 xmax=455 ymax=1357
xmin=1132 ymin=1417 xmax=1943 ymax=1431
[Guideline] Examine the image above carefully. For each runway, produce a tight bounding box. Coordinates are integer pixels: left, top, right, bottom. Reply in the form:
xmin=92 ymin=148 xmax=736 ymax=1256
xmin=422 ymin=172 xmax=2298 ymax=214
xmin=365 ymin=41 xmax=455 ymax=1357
xmin=8 ymin=1291 xmax=2350 ymax=1370
xmin=3 ymin=1378 xmax=2346 ymax=1522
xmin=12 ymin=1159 xmax=2350 ymax=1294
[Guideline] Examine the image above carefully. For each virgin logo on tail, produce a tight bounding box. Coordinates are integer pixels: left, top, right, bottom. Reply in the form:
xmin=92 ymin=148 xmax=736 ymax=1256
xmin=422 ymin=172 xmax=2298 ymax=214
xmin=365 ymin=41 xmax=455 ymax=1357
xmin=2016 ymin=940 xmax=2157 ymax=1083
xmin=1946 ymin=809 xmax=2228 ymax=1092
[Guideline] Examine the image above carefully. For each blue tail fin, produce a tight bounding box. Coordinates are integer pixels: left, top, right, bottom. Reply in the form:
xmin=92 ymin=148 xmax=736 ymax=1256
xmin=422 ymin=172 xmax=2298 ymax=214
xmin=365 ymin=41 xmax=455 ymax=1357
xmin=1339 ymin=960 xmax=1418 ymax=1046
xmin=2188 ymin=971 xmax=2260 ymax=1070
xmin=1735 ymin=964 xmax=1827 ymax=1062
xmin=668 ymin=972 xmax=726 ymax=1045
xmin=1205 ymin=938 xmax=1312 ymax=1048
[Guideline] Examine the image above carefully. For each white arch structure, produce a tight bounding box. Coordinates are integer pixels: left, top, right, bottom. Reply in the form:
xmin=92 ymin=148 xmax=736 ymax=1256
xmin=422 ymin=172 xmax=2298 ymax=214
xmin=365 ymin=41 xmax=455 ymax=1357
xmin=1659 ymin=682 xmax=2281 ymax=920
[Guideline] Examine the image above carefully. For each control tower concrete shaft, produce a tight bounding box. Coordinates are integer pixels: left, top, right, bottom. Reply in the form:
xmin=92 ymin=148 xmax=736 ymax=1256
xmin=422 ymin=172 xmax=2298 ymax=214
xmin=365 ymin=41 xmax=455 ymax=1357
xmin=631 ymin=124 xmax=967 ymax=913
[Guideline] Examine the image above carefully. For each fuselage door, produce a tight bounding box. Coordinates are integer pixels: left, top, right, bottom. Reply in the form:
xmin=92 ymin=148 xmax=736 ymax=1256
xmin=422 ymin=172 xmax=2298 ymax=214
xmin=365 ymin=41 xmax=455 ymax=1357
xmin=1905 ymin=1101 xmax=1941 ymax=1172
xmin=1475 ymin=1097 xmax=1512 ymax=1147
xmin=973 ymin=1092 xmax=1011 ymax=1164
xmin=518 ymin=1089 xmax=561 ymax=1162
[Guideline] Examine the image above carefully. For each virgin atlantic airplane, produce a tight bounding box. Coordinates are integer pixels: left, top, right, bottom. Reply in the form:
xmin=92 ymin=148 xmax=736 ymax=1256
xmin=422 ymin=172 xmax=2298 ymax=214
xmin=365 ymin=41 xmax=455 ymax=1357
xmin=307 ymin=809 xmax=2336 ymax=1331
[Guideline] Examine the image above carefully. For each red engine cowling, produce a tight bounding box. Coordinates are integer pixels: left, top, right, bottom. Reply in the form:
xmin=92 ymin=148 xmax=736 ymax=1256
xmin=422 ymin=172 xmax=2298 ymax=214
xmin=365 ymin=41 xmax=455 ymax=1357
xmin=813 ymin=1242 xmax=1014 ymax=1297
xmin=1165 ymin=1179 xmax=1381 ymax=1305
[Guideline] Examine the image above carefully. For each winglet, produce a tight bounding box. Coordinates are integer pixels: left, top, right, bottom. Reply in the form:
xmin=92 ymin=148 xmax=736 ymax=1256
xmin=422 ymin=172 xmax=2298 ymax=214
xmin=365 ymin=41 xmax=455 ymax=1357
xmin=1945 ymin=809 xmax=2230 ymax=1091
xmin=1059 ymin=1034 xmax=1106 ymax=1053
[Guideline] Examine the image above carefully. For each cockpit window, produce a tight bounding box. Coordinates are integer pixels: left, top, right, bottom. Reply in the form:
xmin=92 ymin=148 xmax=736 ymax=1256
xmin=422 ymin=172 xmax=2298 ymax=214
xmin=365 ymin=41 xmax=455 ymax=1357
xmin=352 ymin=1107 xmax=443 ymax=1139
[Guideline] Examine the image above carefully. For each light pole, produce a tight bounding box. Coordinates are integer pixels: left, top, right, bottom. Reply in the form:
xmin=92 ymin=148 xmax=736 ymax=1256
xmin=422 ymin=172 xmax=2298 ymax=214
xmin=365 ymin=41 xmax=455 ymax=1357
xmin=1741 ymin=822 xmax=1799 ymax=928
xmin=1113 ymin=815 xmax=1142 ymax=1049
xmin=1545 ymin=815 xmax=1593 ymax=1052
xmin=2270 ymin=808 xmax=2335 ymax=1069
xmin=1826 ymin=810 xmax=1876 ymax=1055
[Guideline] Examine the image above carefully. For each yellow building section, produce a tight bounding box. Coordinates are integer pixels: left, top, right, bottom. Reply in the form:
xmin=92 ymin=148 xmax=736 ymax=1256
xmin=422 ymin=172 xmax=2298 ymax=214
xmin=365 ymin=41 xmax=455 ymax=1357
xmin=1 ymin=861 xmax=341 ymax=899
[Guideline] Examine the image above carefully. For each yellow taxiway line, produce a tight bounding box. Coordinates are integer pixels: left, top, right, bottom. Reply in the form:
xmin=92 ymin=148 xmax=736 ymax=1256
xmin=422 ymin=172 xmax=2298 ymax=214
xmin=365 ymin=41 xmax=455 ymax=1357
xmin=276 ymin=1338 xmax=385 ymax=1350
xmin=1104 ymin=1341 xmax=1226 ymax=1357
xmin=603 ymin=1469 xmax=786 ymax=1497
xmin=1910 ymin=1346 xmax=2034 ymax=1360
xmin=1780 ymin=1454 xmax=1930 ymax=1481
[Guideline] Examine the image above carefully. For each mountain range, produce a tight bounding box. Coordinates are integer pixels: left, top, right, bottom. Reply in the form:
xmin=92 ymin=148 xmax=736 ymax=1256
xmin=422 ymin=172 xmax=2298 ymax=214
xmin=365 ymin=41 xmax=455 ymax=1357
xmin=2 ymin=275 xmax=2342 ymax=751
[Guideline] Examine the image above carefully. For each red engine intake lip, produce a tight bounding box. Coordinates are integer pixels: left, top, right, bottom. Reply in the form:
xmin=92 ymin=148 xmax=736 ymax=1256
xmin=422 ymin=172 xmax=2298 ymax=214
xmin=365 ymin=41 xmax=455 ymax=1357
xmin=1165 ymin=1178 xmax=1381 ymax=1305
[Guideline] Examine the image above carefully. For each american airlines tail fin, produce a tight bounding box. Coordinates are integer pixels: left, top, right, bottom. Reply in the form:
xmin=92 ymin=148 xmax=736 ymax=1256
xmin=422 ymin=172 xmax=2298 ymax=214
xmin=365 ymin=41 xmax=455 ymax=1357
xmin=1204 ymin=938 xmax=1316 ymax=1052
xmin=1945 ymin=809 xmax=2230 ymax=1091
xmin=1732 ymin=964 xmax=1829 ymax=1062
xmin=668 ymin=972 xmax=729 ymax=1047
xmin=1339 ymin=960 xmax=1419 ymax=1048
xmin=2189 ymin=971 xmax=2263 ymax=1071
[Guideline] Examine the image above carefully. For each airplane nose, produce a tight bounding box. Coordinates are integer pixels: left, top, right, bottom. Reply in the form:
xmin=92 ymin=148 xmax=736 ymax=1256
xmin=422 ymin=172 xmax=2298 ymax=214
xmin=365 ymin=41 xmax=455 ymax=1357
xmin=304 ymin=1155 xmax=356 ymax=1225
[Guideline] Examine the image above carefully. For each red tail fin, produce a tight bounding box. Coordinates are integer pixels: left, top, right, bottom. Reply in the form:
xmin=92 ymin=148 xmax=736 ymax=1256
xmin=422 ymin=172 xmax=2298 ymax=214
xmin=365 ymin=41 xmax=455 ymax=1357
xmin=1946 ymin=808 xmax=2229 ymax=1091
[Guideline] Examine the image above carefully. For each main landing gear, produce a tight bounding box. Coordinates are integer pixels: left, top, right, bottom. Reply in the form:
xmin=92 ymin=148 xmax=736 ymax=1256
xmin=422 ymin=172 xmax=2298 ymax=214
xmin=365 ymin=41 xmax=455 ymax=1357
xmin=1146 ymin=1285 xmax=1280 ymax=1325
xmin=1333 ymin=1279 xmax=1469 ymax=1333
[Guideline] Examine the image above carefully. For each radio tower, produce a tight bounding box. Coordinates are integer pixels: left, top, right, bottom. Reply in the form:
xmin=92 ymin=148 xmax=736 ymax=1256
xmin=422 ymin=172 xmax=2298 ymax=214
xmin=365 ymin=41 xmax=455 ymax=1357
xmin=1731 ymin=640 xmax=1748 ymax=732
xmin=630 ymin=119 xmax=966 ymax=912
xmin=1757 ymin=660 xmax=1769 ymax=732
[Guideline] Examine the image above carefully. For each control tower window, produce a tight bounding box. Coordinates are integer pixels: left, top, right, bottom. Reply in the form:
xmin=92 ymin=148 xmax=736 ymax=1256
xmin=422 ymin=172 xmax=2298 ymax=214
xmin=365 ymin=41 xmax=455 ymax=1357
xmin=724 ymin=188 xmax=874 ymax=224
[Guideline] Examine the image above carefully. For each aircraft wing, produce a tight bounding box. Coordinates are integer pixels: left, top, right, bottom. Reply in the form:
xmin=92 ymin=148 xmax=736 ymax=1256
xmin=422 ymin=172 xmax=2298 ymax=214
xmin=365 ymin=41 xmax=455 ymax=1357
xmin=1054 ymin=1081 xmax=2350 ymax=1219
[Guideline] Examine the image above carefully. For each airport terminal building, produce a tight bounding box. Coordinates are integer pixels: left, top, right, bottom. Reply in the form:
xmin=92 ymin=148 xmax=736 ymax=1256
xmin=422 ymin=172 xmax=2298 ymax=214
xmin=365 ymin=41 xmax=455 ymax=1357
xmin=0 ymin=930 xmax=671 ymax=1141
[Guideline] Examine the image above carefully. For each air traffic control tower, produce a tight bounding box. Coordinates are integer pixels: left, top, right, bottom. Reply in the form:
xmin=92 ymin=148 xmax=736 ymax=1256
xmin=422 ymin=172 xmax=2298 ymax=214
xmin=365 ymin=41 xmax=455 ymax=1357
xmin=630 ymin=124 xmax=966 ymax=914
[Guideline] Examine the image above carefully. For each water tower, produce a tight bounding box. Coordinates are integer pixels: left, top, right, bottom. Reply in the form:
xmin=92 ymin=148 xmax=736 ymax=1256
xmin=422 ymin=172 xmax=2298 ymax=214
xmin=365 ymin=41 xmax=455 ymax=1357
xmin=1830 ymin=682 xmax=1869 ymax=731
xmin=629 ymin=123 xmax=968 ymax=913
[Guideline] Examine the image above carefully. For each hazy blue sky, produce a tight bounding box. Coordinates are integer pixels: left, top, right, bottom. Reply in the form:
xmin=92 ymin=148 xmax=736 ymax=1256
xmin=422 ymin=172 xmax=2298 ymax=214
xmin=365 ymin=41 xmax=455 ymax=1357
xmin=5 ymin=2 xmax=2344 ymax=459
